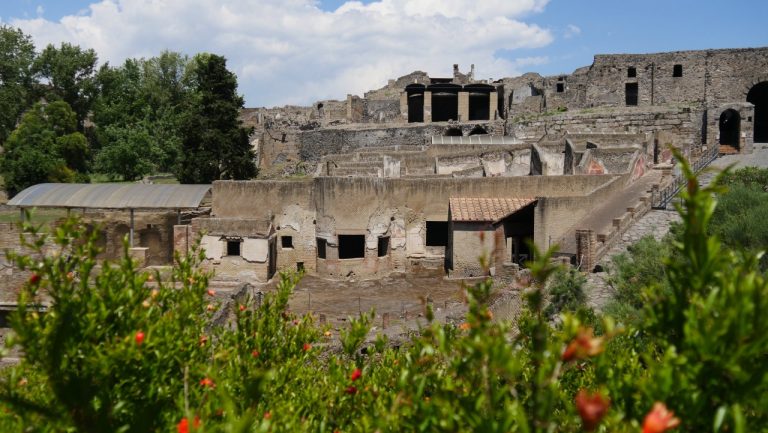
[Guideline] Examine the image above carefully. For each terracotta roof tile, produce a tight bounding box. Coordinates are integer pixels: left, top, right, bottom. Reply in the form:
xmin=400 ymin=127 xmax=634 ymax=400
xmin=449 ymin=197 xmax=536 ymax=223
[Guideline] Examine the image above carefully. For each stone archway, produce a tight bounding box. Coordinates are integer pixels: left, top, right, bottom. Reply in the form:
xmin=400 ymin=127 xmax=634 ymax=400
xmin=719 ymin=109 xmax=741 ymax=152
xmin=747 ymin=81 xmax=768 ymax=142
xmin=444 ymin=127 xmax=463 ymax=137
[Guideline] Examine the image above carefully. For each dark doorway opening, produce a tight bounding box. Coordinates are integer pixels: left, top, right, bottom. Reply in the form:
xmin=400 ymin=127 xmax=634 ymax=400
xmin=377 ymin=236 xmax=389 ymax=257
xmin=748 ymin=81 xmax=768 ymax=142
xmin=444 ymin=128 xmax=463 ymax=137
xmin=624 ymin=83 xmax=640 ymax=106
xmin=281 ymin=235 xmax=293 ymax=249
xmin=408 ymin=94 xmax=424 ymax=123
xmin=316 ymin=238 xmax=327 ymax=259
xmin=625 ymin=83 xmax=639 ymax=106
xmin=432 ymin=93 xmax=459 ymax=121
xmin=226 ymin=240 xmax=241 ymax=256
xmin=338 ymin=235 xmax=365 ymax=259
xmin=719 ymin=109 xmax=741 ymax=151
xmin=673 ymin=64 xmax=683 ymax=77
xmin=426 ymin=221 xmax=449 ymax=247
xmin=468 ymin=93 xmax=490 ymax=120
xmin=468 ymin=126 xmax=488 ymax=136
xmin=556 ymin=82 xmax=564 ymax=93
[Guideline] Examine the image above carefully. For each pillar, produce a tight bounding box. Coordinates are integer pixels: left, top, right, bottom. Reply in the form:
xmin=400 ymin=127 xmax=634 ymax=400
xmin=423 ymin=91 xmax=432 ymax=123
xmin=458 ymin=91 xmax=469 ymax=122
xmin=489 ymin=92 xmax=499 ymax=120
xmin=399 ymin=92 xmax=408 ymax=123
xmin=575 ymin=229 xmax=596 ymax=272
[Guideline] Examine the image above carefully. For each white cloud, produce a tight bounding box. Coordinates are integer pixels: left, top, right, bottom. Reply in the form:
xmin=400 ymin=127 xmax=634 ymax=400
xmin=564 ymin=24 xmax=581 ymax=39
xmin=7 ymin=0 xmax=555 ymax=107
xmin=35 ymin=5 xmax=45 ymax=16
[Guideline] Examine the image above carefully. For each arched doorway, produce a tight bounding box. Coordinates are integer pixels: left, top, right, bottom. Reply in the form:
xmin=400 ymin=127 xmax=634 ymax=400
xmin=747 ymin=82 xmax=768 ymax=142
xmin=468 ymin=126 xmax=488 ymax=136
xmin=444 ymin=127 xmax=463 ymax=137
xmin=719 ymin=109 xmax=741 ymax=152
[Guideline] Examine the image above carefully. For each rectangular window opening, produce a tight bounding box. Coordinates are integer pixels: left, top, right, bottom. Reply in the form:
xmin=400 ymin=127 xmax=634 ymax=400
xmin=226 ymin=240 xmax=241 ymax=256
xmin=297 ymin=262 xmax=304 ymax=272
xmin=426 ymin=221 xmax=449 ymax=247
xmin=281 ymin=235 xmax=293 ymax=249
xmin=673 ymin=64 xmax=683 ymax=77
xmin=627 ymin=67 xmax=636 ymax=78
xmin=339 ymin=235 xmax=365 ymax=259
xmin=316 ymin=238 xmax=326 ymax=259
xmin=625 ymin=83 xmax=638 ymax=106
xmin=556 ymin=82 xmax=564 ymax=93
xmin=378 ymin=236 xmax=390 ymax=257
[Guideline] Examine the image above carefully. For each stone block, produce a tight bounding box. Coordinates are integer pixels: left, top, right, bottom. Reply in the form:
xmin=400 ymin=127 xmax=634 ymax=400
xmin=130 ymin=247 xmax=149 ymax=268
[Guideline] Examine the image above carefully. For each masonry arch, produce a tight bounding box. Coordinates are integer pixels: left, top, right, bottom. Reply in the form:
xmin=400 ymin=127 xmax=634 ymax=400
xmin=747 ymin=81 xmax=768 ymax=142
xmin=468 ymin=125 xmax=488 ymax=136
xmin=444 ymin=127 xmax=463 ymax=137
xmin=719 ymin=109 xmax=741 ymax=151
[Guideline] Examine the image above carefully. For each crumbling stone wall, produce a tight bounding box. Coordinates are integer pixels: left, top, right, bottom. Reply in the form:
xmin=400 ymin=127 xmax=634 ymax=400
xmin=510 ymin=106 xmax=702 ymax=158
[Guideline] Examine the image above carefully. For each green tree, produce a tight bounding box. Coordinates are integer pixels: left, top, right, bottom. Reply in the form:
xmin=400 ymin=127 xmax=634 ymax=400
xmin=33 ymin=42 xmax=98 ymax=130
xmin=0 ymin=26 xmax=36 ymax=144
xmin=0 ymin=101 xmax=89 ymax=196
xmin=92 ymin=52 xmax=190 ymax=179
xmin=175 ymin=53 xmax=256 ymax=184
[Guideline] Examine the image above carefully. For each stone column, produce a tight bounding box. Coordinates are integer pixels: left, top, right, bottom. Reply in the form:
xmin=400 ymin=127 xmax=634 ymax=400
xmin=575 ymin=229 xmax=596 ymax=272
xmin=458 ymin=91 xmax=469 ymax=122
xmin=423 ymin=91 xmax=432 ymax=123
xmin=399 ymin=92 xmax=408 ymax=123
xmin=489 ymin=92 xmax=499 ymax=120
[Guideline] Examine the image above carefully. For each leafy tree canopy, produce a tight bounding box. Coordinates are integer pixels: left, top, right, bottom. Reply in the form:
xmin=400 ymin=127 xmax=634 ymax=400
xmin=174 ymin=53 xmax=256 ymax=184
xmin=32 ymin=42 xmax=98 ymax=130
xmin=0 ymin=26 xmax=36 ymax=144
xmin=0 ymin=101 xmax=89 ymax=196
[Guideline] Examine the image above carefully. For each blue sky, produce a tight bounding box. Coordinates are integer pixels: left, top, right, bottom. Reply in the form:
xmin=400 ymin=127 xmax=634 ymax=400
xmin=1 ymin=0 xmax=766 ymax=106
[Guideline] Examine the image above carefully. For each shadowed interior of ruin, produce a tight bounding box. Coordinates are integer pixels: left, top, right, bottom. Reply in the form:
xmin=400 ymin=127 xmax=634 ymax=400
xmin=748 ymin=82 xmax=768 ymax=142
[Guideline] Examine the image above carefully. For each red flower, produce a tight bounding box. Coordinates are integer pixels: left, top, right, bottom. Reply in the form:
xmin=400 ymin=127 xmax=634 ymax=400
xmin=574 ymin=389 xmax=610 ymax=431
xmin=350 ymin=368 xmax=362 ymax=382
xmin=303 ymin=343 xmax=311 ymax=352
xmin=177 ymin=416 xmax=200 ymax=433
xmin=642 ymin=402 xmax=680 ymax=433
xmin=207 ymin=289 xmax=216 ymax=296
xmin=263 ymin=411 xmax=271 ymax=420
xmin=135 ymin=331 xmax=145 ymax=346
xmin=563 ymin=328 xmax=604 ymax=362
xmin=199 ymin=377 xmax=215 ymax=388
xmin=239 ymin=304 xmax=246 ymax=312
xmin=345 ymin=386 xmax=357 ymax=395
xmin=199 ymin=335 xmax=208 ymax=346
xmin=252 ymin=350 xmax=260 ymax=358
xmin=28 ymin=274 xmax=40 ymax=285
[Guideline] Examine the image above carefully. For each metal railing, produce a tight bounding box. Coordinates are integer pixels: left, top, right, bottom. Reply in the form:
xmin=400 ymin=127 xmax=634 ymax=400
xmin=651 ymin=145 xmax=720 ymax=209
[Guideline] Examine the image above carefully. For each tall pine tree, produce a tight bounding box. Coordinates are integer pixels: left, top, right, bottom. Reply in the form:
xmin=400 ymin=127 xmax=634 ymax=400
xmin=175 ymin=54 xmax=256 ymax=184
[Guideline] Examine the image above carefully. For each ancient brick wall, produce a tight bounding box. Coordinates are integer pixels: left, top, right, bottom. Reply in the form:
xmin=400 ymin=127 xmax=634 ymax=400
xmin=510 ymin=106 xmax=703 ymax=156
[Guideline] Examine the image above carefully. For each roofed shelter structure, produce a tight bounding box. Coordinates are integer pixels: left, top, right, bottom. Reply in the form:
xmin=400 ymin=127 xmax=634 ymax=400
xmin=448 ymin=197 xmax=537 ymax=278
xmin=8 ymin=183 xmax=212 ymax=248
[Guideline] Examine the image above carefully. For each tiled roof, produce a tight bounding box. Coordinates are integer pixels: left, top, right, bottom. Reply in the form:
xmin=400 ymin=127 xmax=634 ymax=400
xmin=449 ymin=197 xmax=536 ymax=223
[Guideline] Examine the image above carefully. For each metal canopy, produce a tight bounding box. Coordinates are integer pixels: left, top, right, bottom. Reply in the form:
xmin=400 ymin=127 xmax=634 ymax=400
xmin=8 ymin=183 xmax=212 ymax=210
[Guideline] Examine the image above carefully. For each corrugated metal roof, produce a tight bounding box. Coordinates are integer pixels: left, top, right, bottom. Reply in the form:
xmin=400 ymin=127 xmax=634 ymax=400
xmin=8 ymin=183 xmax=211 ymax=209
xmin=450 ymin=197 xmax=536 ymax=223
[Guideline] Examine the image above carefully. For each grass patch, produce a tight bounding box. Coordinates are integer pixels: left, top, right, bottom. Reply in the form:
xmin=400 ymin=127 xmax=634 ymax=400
xmin=0 ymin=208 xmax=68 ymax=225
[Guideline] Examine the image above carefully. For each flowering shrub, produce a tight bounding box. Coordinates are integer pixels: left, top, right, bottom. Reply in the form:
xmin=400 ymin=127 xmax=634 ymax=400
xmin=0 ymin=153 xmax=766 ymax=432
